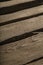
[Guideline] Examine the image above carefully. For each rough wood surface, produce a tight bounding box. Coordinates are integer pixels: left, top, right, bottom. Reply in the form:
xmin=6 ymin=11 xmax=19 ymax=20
xmin=0 ymin=0 xmax=43 ymax=65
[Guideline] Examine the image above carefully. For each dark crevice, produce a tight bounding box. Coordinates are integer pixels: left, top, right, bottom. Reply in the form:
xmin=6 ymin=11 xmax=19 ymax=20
xmin=0 ymin=13 xmax=43 ymax=26
xmin=22 ymin=56 xmax=43 ymax=65
xmin=0 ymin=0 xmax=11 ymax=2
xmin=0 ymin=28 xmax=43 ymax=45
xmin=0 ymin=0 xmax=43 ymax=15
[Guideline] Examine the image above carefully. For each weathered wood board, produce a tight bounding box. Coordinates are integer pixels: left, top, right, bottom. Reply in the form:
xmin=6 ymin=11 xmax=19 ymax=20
xmin=0 ymin=0 xmax=43 ymax=65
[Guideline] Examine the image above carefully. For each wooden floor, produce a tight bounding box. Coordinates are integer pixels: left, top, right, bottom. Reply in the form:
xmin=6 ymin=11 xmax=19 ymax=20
xmin=0 ymin=0 xmax=43 ymax=65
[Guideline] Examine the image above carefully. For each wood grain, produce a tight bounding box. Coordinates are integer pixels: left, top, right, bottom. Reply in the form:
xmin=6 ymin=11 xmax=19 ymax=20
xmin=0 ymin=0 xmax=43 ymax=65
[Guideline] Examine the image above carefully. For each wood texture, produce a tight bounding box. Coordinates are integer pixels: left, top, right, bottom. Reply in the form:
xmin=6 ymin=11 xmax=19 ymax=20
xmin=0 ymin=0 xmax=43 ymax=65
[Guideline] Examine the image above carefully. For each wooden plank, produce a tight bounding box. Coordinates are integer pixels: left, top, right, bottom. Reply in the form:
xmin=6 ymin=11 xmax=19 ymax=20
xmin=0 ymin=16 xmax=43 ymax=41
xmin=0 ymin=33 xmax=43 ymax=65
xmin=0 ymin=0 xmax=43 ymax=65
